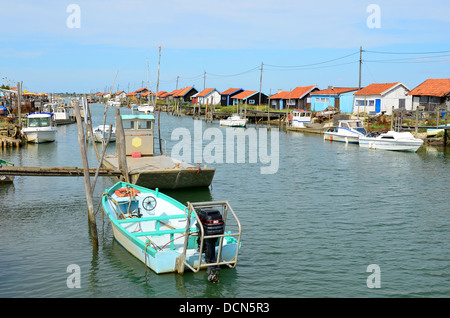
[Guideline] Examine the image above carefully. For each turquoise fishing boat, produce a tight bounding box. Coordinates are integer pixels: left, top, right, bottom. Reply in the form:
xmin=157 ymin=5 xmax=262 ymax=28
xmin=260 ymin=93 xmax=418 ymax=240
xmin=102 ymin=181 xmax=241 ymax=282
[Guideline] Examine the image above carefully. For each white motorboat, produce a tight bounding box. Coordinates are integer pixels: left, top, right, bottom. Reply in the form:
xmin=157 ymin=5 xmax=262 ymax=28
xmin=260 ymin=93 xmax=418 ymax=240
xmin=324 ymin=119 xmax=367 ymax=144
xmin=359 ymin=131 xmax=424 ymax=152
xmin=288 ymin=110 xmax=312 ymax=128
xmin=219 ymin=114 xmax=248 ymax=127
xmin=92 ymin=124 xmax=116 ymax=143
xmin=137 ymin=104 xmax=154 ymax=114
xmin=22 ymin=112 xmax=57 ymax=143
xmin=107 ymin=100 xmax=121 ymax=107
xmin=52 ymin=106 xmax=75 ymax=125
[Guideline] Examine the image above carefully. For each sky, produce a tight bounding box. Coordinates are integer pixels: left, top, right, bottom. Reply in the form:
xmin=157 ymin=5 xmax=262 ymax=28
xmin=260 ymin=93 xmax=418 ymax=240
xmin=1 ymin=0 xmax=449 ymax=94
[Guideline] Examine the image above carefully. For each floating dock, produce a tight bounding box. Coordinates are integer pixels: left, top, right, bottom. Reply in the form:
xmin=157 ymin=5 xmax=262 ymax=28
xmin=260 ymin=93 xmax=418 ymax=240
xmin=102 ymin=154 xmax=215 ymax=190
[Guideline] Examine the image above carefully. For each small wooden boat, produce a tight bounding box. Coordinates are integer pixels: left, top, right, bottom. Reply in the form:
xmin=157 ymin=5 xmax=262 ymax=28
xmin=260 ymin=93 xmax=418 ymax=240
xmin=92 ymin=124 xmax=116 ymax=143
xmin=22 ymin=112 xmax=57 ymax=143
xmin=324 ymin=119 xmax=367 ymax=144
xmin=359 ymin=131 xmax=424 ymax=152
xmin=0 ymin=159 xmax=14 ymax=183
xmin=102 ymin=181 xmax=241 ymax=281
xmin=219 ymin=113 xmax=248 ymax=127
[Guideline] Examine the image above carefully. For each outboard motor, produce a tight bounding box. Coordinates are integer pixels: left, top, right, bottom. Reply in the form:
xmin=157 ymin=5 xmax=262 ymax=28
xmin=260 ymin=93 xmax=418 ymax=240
xmin=196 ymin=208 xmax=224 ymax=283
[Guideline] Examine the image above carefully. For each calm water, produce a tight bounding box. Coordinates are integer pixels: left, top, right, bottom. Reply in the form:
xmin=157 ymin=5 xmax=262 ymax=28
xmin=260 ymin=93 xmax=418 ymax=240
xmin=0 ymin=104 xmax=449 ymax=298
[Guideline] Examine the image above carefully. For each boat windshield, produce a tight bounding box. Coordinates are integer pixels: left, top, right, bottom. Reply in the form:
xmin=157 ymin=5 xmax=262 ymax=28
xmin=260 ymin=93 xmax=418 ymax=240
xmin=28 ymin=117 xmax=51 ymax=127
xmin=347 ymin=121 xmax=367 ymax=134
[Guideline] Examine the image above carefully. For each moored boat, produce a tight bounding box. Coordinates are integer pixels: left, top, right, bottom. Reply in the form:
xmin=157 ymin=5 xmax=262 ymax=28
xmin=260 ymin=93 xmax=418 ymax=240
xmin=92 ymin=124 xmax=116 ymax=143
xmin=137 ymin=104 xmax=154 ymax=114
xmin=219 ymin=113 xmax=248 ymax=127
xmin=426 ymin=124 xmax=450 ymax=137
xmin=107 ymin=100 xmax=122 ymax=107
xmin=53 ymin=106 xmax=75 ymax=125
xmin=359 ymin=131 xmax=424 ymax=152
xmin=288 ymin=109 xmax=312 ymax=128
xmin=323 ymin=119 xmax=367 ymax=144
xmin=102 ymin=181 xmax=241 ymax=281
xmin=22 ymin=112 xmax=57 ymax=143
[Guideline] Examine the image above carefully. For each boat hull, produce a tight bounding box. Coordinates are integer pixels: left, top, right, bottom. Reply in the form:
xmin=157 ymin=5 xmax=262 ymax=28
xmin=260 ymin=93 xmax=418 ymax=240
xmin=102 ymin=155 xmax=215 ymax=189
xmin=219 ymin=119 xmax=247 ymax=127
xmin=359 ymin=138 xmax=423 ymax=152
xmin=324 ymin=132 xmax=360 ymax=144
xmin=22 ymin=128 xmax=57 ymax=143
xmin=102 ymin=182 xmax=240 ymax=274
xmin=110 ymin=220 xmax=238 ymax=274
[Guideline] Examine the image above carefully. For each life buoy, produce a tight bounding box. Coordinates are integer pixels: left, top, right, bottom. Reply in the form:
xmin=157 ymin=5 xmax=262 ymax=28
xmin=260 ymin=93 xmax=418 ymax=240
xmin=115 ymin=187 xmax=140 ymax=197
xmin=287 ymin=113 xmax=292 ymax=121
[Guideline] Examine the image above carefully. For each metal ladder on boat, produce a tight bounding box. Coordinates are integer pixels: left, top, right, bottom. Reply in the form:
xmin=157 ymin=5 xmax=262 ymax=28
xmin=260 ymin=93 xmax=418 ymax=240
xmin=175 ymin=201 xmax=242 ymax=278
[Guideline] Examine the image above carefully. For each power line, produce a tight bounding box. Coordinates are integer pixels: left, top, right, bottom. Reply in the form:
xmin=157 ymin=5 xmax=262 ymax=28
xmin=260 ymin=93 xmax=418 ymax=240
xmin=364 ymin=50 xmax=450 ymax=55
xmin=207 ymin=66 xmax=260 ymax=78
xmin=265 ymin=60 xmax=359 ymax=71
xmin=365 ymin=53 xmax=450 ymax=63
xmin=264 ymin=51 xmax=359 ymax=69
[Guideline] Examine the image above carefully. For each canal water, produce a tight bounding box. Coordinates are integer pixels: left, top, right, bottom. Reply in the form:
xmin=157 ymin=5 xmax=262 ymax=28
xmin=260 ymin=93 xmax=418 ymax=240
xmin=0 ymin=104 xmax=449 ymax=298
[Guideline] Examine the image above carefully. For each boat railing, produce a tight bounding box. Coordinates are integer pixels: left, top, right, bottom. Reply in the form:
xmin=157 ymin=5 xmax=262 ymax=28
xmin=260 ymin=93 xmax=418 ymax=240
xmin=176 ymin=201 xmax=242 ymax=275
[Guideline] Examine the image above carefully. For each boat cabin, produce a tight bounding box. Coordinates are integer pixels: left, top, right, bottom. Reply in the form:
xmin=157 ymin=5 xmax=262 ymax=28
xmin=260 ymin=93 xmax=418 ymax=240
xmin=121 ymin=114 xmax=155 ymax=156
xmin=27 ymin=112 xmax=56 ymax=128
xmin=337 ymin=120 xmax=367 ymax=135
xmin=290 ymin=109 xmax=312 ymax=128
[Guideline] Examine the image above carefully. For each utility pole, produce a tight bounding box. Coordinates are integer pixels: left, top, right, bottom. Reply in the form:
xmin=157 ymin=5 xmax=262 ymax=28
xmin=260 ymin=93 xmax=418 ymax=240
xmin=203 ymin=71 xmax=206 ymax=91
xmin=359 ymin=46 xmax=362 ymax=89
xmin=176 ymin=75 xmax=179 ymax=90
xmin=259 ymin=61 xmax=263 ymax=106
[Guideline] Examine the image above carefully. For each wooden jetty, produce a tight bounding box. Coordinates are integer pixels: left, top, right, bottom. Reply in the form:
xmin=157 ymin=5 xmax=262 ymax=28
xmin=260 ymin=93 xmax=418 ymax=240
xmin=0 ymin=166 xmax=122 ymax=177
xmin=1 ymin=137 xmax=22 ymax=148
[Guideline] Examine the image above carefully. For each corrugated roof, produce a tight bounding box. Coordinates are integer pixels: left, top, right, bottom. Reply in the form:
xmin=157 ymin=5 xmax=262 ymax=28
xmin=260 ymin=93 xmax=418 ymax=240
xmin=197 ymin=88 xmax=215 ymax=97
xmin=221 ymin=88 xmax=242 ymax=95
xmin=282 ymin=85 xmax=317 ymax=100
xmin=312 ymin=87 xmax=359 ymax=95
xmin=407 ymin=78 xmax=450 ymax=97
xmin=174 ymin=87 xmax=194 ymax=97
xmin=167 ymin=89 xmax=181 ymax=96
xmin=231 ymin=90 xmax=257 ymax=100
xmin=270 ymin=91 xmax=290 ymax=99
xmin=354 ymin=82 xmax=400 ymax=96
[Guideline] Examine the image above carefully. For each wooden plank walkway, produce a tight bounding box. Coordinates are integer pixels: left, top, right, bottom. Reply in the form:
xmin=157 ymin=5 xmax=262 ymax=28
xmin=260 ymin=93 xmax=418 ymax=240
xmin=0 ymin=166 xmax=122 ymax=177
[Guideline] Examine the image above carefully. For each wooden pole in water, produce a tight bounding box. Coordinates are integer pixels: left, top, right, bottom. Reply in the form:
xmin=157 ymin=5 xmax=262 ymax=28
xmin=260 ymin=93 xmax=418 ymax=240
xmin=156 ymin=46 xmax=162 ymax=155
xmin=73 ymin=98 xmax=98 ymax=249
xmin=17 ymin=82 xmax=22 ymax=129
xmin=415 ymin=107 xmax=419 ymax=137
xmin=115 ymin=108 xmax=129 ymax=183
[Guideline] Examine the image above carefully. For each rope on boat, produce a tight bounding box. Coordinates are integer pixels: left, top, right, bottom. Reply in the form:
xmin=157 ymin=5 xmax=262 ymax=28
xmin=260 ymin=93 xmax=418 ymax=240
xmin=144 ymin=239 xmax=160 ymax=277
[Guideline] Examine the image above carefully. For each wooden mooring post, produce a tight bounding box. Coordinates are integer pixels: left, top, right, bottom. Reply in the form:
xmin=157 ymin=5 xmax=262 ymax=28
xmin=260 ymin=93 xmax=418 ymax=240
xmin=73 ymin=99 xmax=98 ymax=249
